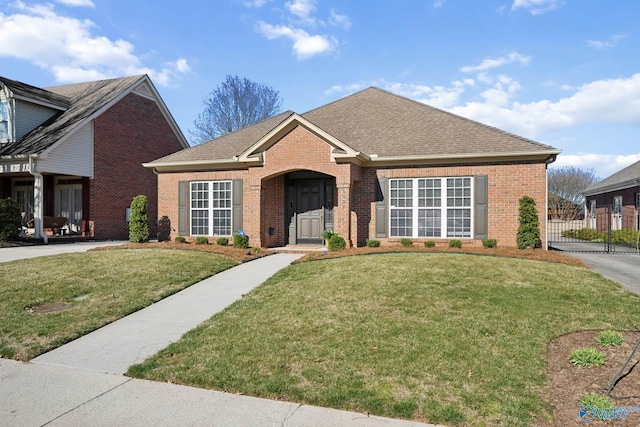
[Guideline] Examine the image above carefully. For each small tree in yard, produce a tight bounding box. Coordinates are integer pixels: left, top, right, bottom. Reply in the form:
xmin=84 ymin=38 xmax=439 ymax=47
xmin=0 ymin=198 xmax=21 ymax=242
xmin=129 ymin=195 xmax=149 ymax=243
xmin=517 ymin=196 xmax=541 ymax=249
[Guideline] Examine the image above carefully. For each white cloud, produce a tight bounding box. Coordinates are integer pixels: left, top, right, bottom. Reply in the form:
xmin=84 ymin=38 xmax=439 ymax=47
xmin=329 ymin=9 xmax=351 ymax=29
xmin=433 ymin=0 xmax=446 ymax=8
xmin=285 ymin=0 xmax=317 ymax=25
xmin=552 ymin=153 xmax=640 ymax=178
xmin=586 ymin=34 xmax=625 ymax=49
xmin=325 ymin=79 xmax=474 ymax=109
xmin=511 ymin=0 xmax=564 ymax=15
xmin=0 ymin=2 xmax=188 ymax=86
xmin=257 ymin=21 xmax=336 ymax=59
xmin=450 ymin=73 xmax=640 ymax=138
xmin=460 ymin=52 xmax=531 ymax=73
xmin=56 ymin=0 xmax=94 ymax=6
xmin=243 ymin=0 xmax=269 ymax=7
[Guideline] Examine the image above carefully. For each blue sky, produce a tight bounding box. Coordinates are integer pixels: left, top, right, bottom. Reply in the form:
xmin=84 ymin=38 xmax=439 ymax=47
xmin=1 ymin=0 xmax=639 ymax=179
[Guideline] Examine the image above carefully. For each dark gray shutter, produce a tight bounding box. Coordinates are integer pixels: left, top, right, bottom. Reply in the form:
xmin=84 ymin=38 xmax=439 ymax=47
xmin=232 ymin=179 xmax=243 ymax=234
xmin=375 ymin=177 xmax=388 ymax=238
xmin=178 ymin=181 xmax=189 ymax=236
xmin=474 ymin=175 xmax=488 ymax=239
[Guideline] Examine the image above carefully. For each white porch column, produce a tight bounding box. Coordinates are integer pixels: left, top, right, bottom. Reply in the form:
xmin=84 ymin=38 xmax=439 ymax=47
xmin=32 ymin=173 xmax=43 ymax=239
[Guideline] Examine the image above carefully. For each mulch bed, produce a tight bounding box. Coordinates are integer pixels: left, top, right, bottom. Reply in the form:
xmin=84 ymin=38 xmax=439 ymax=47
xmin=547 ymin=330 xmax=640 ymax=426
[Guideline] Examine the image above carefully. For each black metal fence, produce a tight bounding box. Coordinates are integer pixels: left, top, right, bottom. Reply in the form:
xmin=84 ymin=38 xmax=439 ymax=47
xmin=548 ymin=206 xmax=640 ymax=254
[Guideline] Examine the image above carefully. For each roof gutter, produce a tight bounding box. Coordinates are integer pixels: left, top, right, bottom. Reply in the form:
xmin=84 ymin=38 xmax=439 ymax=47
xmin=367 ymin=149 xmax=561 ymax=166
xmin=27 ymin=154 xmax=47 ymax=244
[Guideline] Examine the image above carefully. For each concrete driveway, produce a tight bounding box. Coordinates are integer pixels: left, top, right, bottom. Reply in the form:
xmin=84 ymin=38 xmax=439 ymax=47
xmin=0 ymin=240 xmax=127 ymax=263
xmin=550 ymin=242 xmax=640 ymax=295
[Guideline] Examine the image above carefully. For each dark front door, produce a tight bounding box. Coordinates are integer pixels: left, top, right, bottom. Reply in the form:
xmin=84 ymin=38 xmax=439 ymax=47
xmin=296 ymin=180 xmax=324 ymax=243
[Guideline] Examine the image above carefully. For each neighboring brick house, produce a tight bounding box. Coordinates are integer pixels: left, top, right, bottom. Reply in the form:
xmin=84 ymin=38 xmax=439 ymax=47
xmin=583 ymin=160 xmax=640 ymax=232
xmin=145 ymin=87 xmax=560 ymax=248
xmin=0 ymin=75 xmax=188 ymax=241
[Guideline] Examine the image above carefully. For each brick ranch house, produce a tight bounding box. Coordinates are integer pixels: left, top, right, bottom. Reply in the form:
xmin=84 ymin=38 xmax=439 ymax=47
xmin=145 ymin=87 xmax=560 ymax=248
xmin=583 ymin=159 xmax=640 ymax=232
xmin=0 ymin=75 xmax=188 ymax=241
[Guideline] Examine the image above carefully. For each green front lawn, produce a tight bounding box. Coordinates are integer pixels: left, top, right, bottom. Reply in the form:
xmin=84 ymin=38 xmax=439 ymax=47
xmin=0 ymin=249 xmax=237 ymax=360
xmin=128 ymin=253 xmax=640 ymax=426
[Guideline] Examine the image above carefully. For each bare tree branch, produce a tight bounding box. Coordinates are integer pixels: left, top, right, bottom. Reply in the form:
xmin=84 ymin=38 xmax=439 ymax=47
xmin=548 ymin=166 xmax=600 ymax=220
xmin=189 ymin=75 xmax=283 ymax=145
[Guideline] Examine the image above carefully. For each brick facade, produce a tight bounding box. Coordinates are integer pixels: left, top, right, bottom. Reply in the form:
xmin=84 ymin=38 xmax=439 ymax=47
xmin=586 ymin=186 xmax=640 ymax=231
xmin=157 ymin=125 xmax=550 ymax=249
xmin=91 ymin=93 xmax=184 ymax=239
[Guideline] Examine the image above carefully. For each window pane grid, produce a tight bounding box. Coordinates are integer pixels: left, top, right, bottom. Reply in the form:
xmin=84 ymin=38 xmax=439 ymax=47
xmin=190 ymin=181 xmax=232 ymax=235
xmin=390 ymin=177 xmax=472 ymax=238
xmin=447 ymin=209 xmax=471 ymax=238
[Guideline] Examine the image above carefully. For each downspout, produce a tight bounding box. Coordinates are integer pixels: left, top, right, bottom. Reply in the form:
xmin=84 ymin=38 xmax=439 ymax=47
xmin=27 ymin=155 xmax=48 ymax=244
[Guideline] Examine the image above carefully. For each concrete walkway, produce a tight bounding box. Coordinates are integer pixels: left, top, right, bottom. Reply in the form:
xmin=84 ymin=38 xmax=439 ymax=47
xmin=1 ymin=248 xmax=438 ymax=427
xmin=0 ymin=240 xmax=127 ymax=263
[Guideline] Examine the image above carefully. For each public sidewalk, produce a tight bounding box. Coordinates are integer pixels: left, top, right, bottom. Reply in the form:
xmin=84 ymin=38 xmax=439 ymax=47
xmin=1 ymin=251 xmax=439 ymax=426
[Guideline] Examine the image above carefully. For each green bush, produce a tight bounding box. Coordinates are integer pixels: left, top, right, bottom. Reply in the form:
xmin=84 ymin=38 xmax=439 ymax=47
xmin=482 ymin=238 xmax=497 ymax=248
xmin=157 ymin=216 xmax=171 ymax=242
xmin=195 ymin=236 xmax=209 ymax=245
xmin=578 ymin=393 xmax=614 ymax=409
xmin=562 ymin=228 xmax=604 ymax=241
xmin=129 ymin=195 xmax=149 ymax=243
xmin=322 ymin=229 xmax=336 ymax=241
xmin=216 ymin=237 xmax=229 ymax=246
xmin=174 ymin=236 xmax=187 ymax=243
xmin=400 ymin=238 xmax=413 ymax=247
xmin=0 ymin=198 xmax=21 ymax=242
xmin=597 ymin=330 xmax=624 ymax=347
xmin=366 ymin=239 xmax=380 ymax=248
xmin=449 ymin=239 xmax=462 ymax=248
xmin=233 ymin=233 xmax=249 ymax=249
xmin=424 ymin=240 xmax=436 ymax=248
xmin=328 ymin=235 xmax=346 ymax=251
xmin=517 ymin=196 xmax=541 ymax=249
xmin=611 ymin=228 xmax=640 ymax=248
xmin=569 ymin=347 xmax=605 ymax=367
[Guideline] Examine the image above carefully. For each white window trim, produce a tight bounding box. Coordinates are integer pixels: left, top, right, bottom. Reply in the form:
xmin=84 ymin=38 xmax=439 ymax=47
xmin=389 ymin=177 xmax=474 ymax=239
xmin=190 ymin=180 xmax=233 ymax=236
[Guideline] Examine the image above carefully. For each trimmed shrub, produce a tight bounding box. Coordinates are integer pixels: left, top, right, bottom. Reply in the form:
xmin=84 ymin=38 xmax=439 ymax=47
xmin=424 ymin=240 xmax=436 ymax=248
xmin=449 ymin=239 xmax=462 ymax=248
xmin=517 ymin=196 xmax=541 ymax=249
xmin=0 ymin=198 xmax=21 ymax=242
xmin=400 ymin=238 xmax=413 ymax=247
xmin=366 ymin=239 xmax=381 ymax=248
xmin=129 ymin=195 xmax=149 ymax=243
xmin=216 ymin=237 xmax=229 ymax=246
xmin=482 ymin=238 xmax=497 ymax=248
xmin=611 ymin=228 xmax=640 ymax=248
xmin=322 ymin=229 xmax=336 ymax=241
xmin=157 ymin=216 xmax=171 ymax=242
xmin=328 ymin=235 xmax=346 ymax=251
xmin=195 ymin=236 xmax=209 ymax=245
xmin=233 ymin=233 xmax=249 ymax=249
xmin=174 ymin=236 xmax=187 ymax=243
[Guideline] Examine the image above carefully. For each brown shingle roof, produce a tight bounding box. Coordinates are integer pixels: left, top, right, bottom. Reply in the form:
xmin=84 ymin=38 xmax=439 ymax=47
xmin=152 ymin=111 xmax=295 ymax=163
xmin=302 ymin=87 xmax=557 ymax=157
xmin=584 ymin=159 xmax=640 ymax=195
xmin=0 ymin=75 xmax=144 ymax=156
xmin=0 ymin=76 xmax=70 ymax=109
xmin=148 ymin=86 xmax=559 ymax=166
